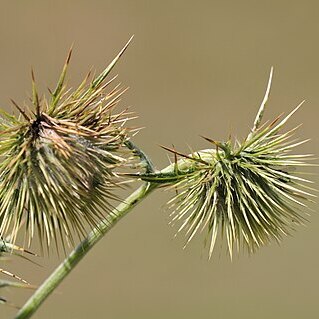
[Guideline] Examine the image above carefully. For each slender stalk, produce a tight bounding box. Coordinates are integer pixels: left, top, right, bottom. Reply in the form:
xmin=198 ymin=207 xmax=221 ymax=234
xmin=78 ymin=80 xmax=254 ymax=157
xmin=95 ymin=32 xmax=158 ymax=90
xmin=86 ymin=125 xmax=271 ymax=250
xmin=15 ymin=149 xmax=214 ymax=318
xmin=15 ymin=181 xmax=157 ymax=319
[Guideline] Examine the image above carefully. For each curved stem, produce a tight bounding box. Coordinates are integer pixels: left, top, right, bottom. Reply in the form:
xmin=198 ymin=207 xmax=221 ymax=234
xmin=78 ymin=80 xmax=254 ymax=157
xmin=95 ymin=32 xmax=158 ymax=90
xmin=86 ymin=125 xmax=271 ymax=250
xmin=15 ymin=148 xmax=214 ymax=318
xmin=124 ymin=140 xmax=155 ymax=173
xmin=15 ymin=182 xmax=157 ymax=319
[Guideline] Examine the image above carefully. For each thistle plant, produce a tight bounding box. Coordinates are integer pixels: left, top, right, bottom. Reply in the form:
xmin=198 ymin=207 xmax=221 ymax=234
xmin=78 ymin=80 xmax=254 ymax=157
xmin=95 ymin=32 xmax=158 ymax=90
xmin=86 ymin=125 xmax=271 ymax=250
xmin=139 ymin=68 xmax=315 ymax=259
xmin=0 ymin=39 xmax=135 ymax=252
xmin=160 ymin=102 xmax=313 ymax=258
xmin=0 ymin=39 xmax=314 ymax=318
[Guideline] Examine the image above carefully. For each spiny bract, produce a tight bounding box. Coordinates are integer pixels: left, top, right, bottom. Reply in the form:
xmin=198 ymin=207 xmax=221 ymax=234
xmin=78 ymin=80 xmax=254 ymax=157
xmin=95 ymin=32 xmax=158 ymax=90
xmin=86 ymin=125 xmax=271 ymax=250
xmin=165 ymin=69 xmax=315 ymax=259
xmin=0 ymin=239 xmax=36 ymax=308
xmin=0 ymin=38 xmax=134 ymax=251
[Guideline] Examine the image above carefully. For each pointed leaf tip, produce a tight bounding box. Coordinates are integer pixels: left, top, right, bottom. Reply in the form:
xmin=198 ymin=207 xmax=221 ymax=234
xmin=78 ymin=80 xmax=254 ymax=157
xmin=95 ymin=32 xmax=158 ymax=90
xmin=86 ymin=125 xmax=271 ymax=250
xmin=119 ymin=35 xmax=134 ymax=58
xmin=66 ymin=44 xmax=73 ymax=65
xmin=200 ymin=135 xmax=218 ymax=145
xmin=161 ymin=144 xmax=208 ymax=165
xmin=31 ymin=68 xmax=35 ymax=82
xmin=249 ymin=67 xmax=274 ymax=137
xmin=10 ymin=99 xmax=30 ymax=121
xmin=91 ymin=36 xmax=134 ymax=90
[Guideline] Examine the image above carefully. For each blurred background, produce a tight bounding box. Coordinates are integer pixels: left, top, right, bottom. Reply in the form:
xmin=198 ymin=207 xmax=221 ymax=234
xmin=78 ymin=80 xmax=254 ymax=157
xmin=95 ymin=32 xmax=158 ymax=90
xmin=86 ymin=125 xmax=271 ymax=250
xmin=1 ymin=1 xmax=319 ymax=318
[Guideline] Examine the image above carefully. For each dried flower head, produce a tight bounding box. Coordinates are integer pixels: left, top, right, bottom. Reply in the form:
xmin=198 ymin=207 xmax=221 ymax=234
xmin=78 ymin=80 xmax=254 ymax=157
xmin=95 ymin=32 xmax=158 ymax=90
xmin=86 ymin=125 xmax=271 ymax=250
xmin=0 ymin=38 xmax=135 ymax=251
xmin=162 ymin=68 xmax=315 ymax=258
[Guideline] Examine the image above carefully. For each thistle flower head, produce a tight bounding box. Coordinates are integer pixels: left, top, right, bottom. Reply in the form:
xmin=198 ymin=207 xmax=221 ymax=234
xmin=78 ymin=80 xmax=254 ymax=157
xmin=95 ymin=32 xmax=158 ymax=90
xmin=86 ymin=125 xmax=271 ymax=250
xmin=0 ymin=38 xmax=135 ymax=251
xmin=164 ymin=69 xmax=315 ymax=259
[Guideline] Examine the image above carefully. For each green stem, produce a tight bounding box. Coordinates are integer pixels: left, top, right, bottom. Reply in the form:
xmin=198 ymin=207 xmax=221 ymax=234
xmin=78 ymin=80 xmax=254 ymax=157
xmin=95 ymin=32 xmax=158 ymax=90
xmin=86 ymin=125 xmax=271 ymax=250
xmin=15 ymin=148 xmax=215 ymax=318
xmin=15 ymin=182 xmax=157 ymax=319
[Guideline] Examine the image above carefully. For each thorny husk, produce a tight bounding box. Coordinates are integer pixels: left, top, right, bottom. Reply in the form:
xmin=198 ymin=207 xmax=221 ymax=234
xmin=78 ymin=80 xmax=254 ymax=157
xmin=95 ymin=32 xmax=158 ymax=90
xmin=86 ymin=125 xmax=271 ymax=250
xmin=0 ymin=37 xmax=135 ymax=252
xmin=139 ymin=69 xmax=316 ymax=259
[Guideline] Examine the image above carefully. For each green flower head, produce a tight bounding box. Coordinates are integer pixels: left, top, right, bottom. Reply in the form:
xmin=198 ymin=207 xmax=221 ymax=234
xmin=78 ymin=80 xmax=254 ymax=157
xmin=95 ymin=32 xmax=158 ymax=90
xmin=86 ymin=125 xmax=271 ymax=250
xmin=154 ymin=68 xmax=315 ymax=259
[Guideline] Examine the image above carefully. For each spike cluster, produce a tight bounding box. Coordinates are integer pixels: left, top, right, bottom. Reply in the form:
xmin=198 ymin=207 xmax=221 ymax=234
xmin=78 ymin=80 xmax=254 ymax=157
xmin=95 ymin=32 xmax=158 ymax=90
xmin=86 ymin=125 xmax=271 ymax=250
xmin=0 ymin=239 xmax=36 ymax=309
xmin=164 ymin=71 xmax=315 ymax=259
xmin=0 ymin=38 xmax=135 ymax=251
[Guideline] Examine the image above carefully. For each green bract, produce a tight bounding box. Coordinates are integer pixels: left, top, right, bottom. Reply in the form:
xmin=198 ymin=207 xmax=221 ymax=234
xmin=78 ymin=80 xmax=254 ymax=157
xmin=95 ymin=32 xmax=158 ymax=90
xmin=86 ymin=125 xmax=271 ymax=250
xmin=0 ymin=38 xmax=134 ymax=251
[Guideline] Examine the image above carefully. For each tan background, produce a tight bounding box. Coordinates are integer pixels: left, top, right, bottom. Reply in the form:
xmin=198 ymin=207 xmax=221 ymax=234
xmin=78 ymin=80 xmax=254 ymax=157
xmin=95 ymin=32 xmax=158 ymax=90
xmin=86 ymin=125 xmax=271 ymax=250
xmin=1 ymin=1 xmax=319 ymax=318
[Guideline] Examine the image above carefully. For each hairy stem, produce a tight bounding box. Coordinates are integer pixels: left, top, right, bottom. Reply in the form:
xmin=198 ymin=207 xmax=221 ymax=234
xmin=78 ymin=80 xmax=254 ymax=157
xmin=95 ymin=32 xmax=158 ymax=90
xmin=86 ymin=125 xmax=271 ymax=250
xmin=15 ymin=181 xmax=157 ymax=319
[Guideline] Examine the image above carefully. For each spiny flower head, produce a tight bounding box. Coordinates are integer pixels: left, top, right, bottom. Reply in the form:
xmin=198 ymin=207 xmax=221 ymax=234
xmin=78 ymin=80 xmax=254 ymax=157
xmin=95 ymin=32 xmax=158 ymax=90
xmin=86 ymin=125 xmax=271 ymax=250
xmin=0 ymin=38 xmax=135 ymax=251
xmin=162 ymin=69 xmax=315 ymax=259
